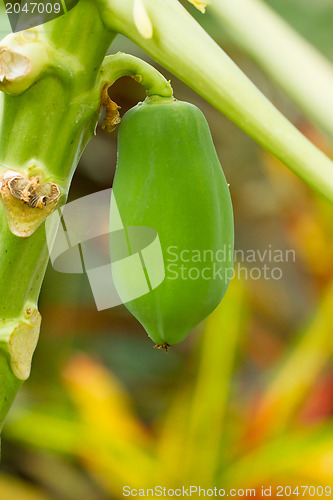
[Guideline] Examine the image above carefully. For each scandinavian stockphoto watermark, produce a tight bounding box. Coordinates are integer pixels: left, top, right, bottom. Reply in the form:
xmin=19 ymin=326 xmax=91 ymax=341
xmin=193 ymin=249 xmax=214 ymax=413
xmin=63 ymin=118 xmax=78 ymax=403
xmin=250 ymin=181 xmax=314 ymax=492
xmin=166 ymin=245 xmax=296 ymax=282
xmin=45 ymin=189 xmax=296 ymax=312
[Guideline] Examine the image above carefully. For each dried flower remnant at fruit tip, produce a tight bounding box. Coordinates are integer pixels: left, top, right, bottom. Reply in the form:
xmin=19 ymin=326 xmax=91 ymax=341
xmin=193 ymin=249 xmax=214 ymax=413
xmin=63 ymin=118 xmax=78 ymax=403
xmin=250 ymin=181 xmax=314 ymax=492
xmin=154 ymin=343 xmax=171 ymax=353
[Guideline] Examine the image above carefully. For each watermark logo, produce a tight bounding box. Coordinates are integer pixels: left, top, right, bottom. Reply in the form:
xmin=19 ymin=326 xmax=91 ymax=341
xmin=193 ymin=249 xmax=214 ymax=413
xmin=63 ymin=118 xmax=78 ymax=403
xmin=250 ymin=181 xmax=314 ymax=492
xmin=165 ymin=246 xmax=296 ymax=282
xmin=45 ymin=189 xmax=165 ymax=311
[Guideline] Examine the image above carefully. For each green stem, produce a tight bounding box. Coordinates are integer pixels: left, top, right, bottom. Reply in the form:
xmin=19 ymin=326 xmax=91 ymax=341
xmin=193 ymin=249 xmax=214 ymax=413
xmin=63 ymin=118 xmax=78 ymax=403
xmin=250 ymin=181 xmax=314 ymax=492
xmin=209 ymin=0 xmax=333 ymax=140
xmin=0 ymin=351 xmax=21 ymax=434
xmin=96 ymin=0 xmax=333 ymax=204
xmin=0 ymin=0 xmax=115 ymax=431
xmin=101 ymin=52 xmax=173 ymax=98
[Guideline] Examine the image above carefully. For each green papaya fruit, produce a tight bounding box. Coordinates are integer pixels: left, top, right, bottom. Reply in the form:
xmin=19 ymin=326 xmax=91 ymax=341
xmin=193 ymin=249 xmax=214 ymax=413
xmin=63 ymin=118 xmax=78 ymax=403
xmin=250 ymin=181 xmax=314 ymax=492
xmin=110 ymin=97 xmax=234 ymax=347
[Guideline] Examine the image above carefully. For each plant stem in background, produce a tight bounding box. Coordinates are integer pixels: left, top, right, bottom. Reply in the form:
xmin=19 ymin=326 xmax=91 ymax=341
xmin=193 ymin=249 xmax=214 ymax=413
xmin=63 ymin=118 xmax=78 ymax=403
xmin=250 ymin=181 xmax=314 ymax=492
xmin=96 ymin=0 xmax=333 ymax=204
xmin=247 ymin=282 xmax=333 ymax=443
xmin=209 ymin=0 xmax=333 ymax=140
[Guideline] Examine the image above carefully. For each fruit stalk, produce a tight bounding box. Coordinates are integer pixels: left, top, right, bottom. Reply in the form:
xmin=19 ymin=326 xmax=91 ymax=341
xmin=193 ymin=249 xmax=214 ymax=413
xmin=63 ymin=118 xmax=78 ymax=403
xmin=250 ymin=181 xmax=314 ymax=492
xmin=101 ymin=52 xmax=173 ymax=99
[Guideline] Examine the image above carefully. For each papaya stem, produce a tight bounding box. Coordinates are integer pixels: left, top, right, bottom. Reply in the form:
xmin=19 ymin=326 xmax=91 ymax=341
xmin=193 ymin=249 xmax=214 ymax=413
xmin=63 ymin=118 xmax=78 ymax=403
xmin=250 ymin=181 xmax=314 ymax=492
xmin=0 ymin=0 xmax=115 ymax=436
xmin=0 ymin=351 xmax=22 ymax=435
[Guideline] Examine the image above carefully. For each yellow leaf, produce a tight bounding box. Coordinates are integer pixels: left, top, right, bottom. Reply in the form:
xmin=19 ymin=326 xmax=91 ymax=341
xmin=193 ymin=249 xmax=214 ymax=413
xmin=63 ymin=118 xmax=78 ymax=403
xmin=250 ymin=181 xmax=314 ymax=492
xmin=62 ymin=354 xmax=149 ymax=446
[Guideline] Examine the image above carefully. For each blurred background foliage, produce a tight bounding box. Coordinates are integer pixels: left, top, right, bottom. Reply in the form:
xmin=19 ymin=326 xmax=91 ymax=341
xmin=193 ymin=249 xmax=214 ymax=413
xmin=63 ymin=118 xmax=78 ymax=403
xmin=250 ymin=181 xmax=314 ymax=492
xmin=1 ymin=0 xmax=333 ymax=498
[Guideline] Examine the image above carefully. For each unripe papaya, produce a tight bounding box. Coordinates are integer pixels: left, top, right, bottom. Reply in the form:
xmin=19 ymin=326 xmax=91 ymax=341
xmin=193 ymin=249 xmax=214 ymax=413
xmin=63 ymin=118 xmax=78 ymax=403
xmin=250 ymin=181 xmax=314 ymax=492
xmin=111 ymin=97 xmax=234 ymax=347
